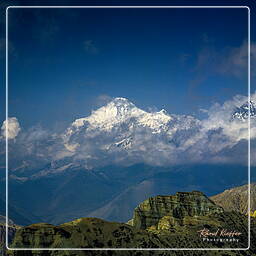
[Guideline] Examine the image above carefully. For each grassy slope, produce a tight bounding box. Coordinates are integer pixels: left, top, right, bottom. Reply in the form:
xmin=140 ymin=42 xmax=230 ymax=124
xmin=8 ymin=212 xmax=256 ymax=256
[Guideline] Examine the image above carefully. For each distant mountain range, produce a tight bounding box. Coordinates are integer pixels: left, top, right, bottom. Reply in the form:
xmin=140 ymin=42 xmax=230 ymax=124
xmin=2 ymin=95 xmax=255 ymax=176
xmin=1 ymin=164 xmax=254 ymax=226
xmin=0 ymin=95 xmax=254 ymax=226
xmin=60 ymin=96 xmax=255 ymax=168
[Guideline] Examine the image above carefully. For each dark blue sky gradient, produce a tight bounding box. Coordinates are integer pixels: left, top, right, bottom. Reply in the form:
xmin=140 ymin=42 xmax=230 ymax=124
xmin=0 ymin=1 xmax=254 ymax=129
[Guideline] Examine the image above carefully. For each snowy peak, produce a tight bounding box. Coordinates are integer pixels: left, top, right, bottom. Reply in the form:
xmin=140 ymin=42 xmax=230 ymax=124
xmin=69 ymin=97 xmax=171 ymax=132
xmin=232 ymin=100 xmax=256 ymax=121
xmin=70 ymin=97 xmax=144 ymax=131
xmin=98 ymin=97 xmax=144 ymax=121
xmin=62 ymin=97 xmax=175 ymax=154
xmin=109 ymin=97 xmax=135 ymax=107
xmin=138 ymin=109 xmax=172 ymax=133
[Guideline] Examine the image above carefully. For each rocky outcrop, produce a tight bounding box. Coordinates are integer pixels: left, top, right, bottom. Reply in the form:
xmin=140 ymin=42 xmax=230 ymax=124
xmin=10 ymin=218 xmax=164 ymax=249
xmin=8 ymin=213 xmax=255 ymax=255
xmin=0 ymin=216 xmax=19 ymax=256
xmin=129 ymin=191 xmax=223 ymax=230
xmin=7 ymin=190 xmax=256 ymax=255
xmin=210 ymin=183 xmax=256 ymax=216
xmin=0 ymin=223 xmax=17 ymax=246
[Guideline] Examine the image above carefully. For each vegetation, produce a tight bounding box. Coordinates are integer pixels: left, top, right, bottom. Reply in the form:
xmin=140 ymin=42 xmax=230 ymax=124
xmin=6 ymin=191 xmax=255 ymax=256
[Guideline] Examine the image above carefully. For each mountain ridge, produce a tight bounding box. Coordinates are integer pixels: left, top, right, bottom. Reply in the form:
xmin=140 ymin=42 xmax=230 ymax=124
xmin=7 ymin=190 xmax=254 ymax=255
xmin=210 ymin=183 xmax=256 ymax=216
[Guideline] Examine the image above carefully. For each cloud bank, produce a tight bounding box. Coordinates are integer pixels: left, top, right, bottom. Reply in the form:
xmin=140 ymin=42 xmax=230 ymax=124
xmin=1 ymin=93 xmax=254 ymax=172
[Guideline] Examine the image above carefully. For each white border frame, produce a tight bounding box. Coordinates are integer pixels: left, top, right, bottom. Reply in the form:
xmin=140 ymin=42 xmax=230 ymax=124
xmin=5 ymin=5 xmax=251 ymax=251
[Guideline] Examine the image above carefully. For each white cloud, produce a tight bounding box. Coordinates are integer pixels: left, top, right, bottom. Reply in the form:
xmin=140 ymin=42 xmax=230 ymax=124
xmin=218 ymin=41 xmax=256 ymax=78
xmin=187 ymin=41 xmax=256 ymax=105
xmin=60 ymin=94 xmax=253 ymax=167
xmin=95 ymin=94 xmax=113 ymax=107
xmin=1 ymin=117 xmax=21 ymax=139
xmin=1 ymin=93 xmax=255 ymax=171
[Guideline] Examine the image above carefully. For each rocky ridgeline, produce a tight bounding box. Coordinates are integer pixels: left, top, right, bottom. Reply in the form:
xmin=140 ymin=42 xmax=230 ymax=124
xmin=0 ymin=217 xmax=19 ymax=256
xmin=129 ymin=191 xmax=223 ymax=231
xmin=210 ymin=183 xmax=256 ymax=217
xmin=0 ymin=223 xmax=17 ymax=245
xmin=0 ymin=216 xmax=19 ymax=243
xmin=7 ymin=191 xmax=255 ymax=255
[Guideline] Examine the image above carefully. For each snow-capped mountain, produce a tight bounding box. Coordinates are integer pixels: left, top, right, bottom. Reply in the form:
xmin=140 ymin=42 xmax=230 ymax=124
xmin=1 ymin=95 xmax=256 ymax=227
xmin=51 ymin=96 xmax=256 ymax=168
xmin=62 ymin=97 xmax=200 ymax=156
xmin=232 ymin=100 xmax=256 ymax=121
xmin=65 ymin=97 xmax=172 ymax=134
xmin=2 ymin=95 xmax=255 ymax=174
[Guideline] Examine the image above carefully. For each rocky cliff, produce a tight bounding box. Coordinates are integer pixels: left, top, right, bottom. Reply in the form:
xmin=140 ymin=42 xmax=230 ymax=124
xmin=8 ymin=191 xmax=255 ymax=256
xmin=10 ymin=218 xmax=164 ymax=250
xmin=129 ymin=191 xmax=223 ymax=230
xmin=9 ymin=213 xmax=253 ymax=252
xmin=0 ymin=216 xmax=19 ymax=256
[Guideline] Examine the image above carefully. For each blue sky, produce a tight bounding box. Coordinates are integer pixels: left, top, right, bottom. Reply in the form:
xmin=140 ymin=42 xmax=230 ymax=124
xmin=0 ymin=2 xmax=254 ymax=129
